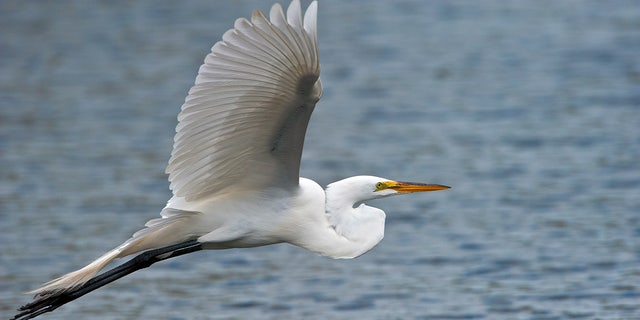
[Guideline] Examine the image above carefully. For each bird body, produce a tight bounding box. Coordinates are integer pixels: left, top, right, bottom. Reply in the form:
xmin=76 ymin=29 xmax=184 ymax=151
xmin=164 ymin=176 xmax=387 ymax=259
xmin=14 ymin=1 xmax=449 ymax=319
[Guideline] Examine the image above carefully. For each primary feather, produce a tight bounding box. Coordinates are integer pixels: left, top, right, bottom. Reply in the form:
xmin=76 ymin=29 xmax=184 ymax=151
xmin=166 ymin=1 xmax=322 ymax=201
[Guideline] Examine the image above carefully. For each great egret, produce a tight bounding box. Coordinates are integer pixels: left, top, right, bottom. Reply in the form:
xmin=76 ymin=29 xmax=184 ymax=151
xmin=14 ymin=1 xmax=449 ymax=319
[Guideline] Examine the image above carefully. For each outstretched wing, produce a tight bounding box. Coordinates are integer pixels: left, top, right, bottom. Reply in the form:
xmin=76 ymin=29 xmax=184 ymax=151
xmin=166 ymin=0 xmax=322 ymax=201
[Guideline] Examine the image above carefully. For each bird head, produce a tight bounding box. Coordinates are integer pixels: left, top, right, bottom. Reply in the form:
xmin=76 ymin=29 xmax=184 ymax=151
xmin=327 ymin=175 xmax=450 ymax=205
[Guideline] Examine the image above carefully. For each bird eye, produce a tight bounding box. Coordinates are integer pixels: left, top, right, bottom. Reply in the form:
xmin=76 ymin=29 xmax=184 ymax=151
xmin=375 ymin=182 xmax=385 ymax=191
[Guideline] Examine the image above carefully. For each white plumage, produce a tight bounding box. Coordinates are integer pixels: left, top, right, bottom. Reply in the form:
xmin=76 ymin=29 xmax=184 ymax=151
xmin=167 ymin=1 xmax=321 ymax=200
xmin=14 ymin=2 xmax=448 ymax=319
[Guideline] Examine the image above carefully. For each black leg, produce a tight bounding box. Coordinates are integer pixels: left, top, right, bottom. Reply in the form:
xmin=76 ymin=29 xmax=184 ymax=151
xmin=13 ymin=239 xmax=203 ymax=320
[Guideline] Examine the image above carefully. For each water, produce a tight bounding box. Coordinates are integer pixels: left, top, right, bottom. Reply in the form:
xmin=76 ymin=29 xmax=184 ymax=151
xmin=1 ymin=0 xmax=639 ymax=319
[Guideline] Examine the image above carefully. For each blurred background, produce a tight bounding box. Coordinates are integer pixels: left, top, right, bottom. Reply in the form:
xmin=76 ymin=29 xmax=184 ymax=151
xmin=1 ymin=0 xmax=639 ymax=319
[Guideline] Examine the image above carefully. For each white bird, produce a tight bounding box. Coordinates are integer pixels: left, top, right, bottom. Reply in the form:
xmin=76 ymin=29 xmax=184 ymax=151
xmin=14 ymin=1 xmax=449 ymax=319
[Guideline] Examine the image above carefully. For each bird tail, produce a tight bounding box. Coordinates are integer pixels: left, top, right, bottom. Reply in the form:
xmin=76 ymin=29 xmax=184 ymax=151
xmin=27 ymin=209 xmax=201 ymax=298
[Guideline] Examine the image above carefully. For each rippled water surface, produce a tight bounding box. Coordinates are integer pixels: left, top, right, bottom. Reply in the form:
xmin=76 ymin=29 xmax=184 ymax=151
xmin=2 ymin=1 xmax=639 ymax=319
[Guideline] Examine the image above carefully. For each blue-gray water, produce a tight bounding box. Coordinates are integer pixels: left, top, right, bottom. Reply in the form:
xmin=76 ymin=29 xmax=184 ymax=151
xmin=1 ymin=1 xmax=639 ymax=319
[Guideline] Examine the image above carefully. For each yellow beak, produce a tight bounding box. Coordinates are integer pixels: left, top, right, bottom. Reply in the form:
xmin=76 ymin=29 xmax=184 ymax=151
xmin=387 ymin=181 xmax=450 ymax=193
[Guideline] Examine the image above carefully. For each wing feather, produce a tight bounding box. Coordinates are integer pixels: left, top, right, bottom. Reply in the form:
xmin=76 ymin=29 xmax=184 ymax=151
xmin=166 ymin=0 xmax=321 ymax=201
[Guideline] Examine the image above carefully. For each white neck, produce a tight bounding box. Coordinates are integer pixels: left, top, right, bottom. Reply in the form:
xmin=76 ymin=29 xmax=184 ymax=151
xmin=287 ymin=178 xmax=386 ymax=259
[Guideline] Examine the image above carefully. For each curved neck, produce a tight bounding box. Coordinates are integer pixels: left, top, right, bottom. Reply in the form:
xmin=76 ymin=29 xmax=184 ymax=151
xmin=289 ymin=178 xmax=385 ymax=259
